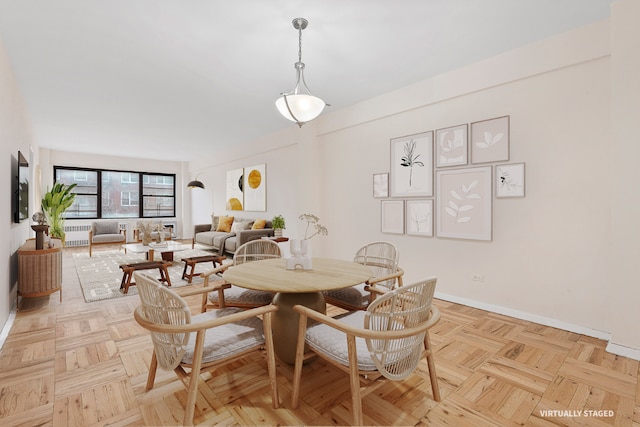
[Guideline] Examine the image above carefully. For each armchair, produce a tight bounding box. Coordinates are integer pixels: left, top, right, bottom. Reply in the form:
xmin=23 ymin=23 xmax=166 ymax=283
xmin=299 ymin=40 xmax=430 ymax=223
xmin=292 ymin=277 xmax=441 ymax=425
xmin=133 ymin=271 xmax=279 ymax=426
xmin=88 ymin=221 xmax=126 ymax=256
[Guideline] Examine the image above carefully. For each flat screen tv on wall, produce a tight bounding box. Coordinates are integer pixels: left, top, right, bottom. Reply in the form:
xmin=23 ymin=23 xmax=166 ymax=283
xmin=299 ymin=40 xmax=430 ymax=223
xmin=13 ymin=151 xmax=29 ymax=223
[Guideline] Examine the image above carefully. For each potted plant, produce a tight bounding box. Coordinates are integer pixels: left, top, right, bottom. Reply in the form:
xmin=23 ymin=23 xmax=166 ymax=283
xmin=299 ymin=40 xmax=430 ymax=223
xmin=41 ymin=182 xmax=77 ymax=244
xmin=271 ymin=215 xmax=286 ymax=238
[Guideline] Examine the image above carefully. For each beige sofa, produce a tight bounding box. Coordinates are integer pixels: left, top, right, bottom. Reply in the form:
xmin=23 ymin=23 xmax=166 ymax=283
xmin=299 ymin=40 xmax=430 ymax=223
xmin=192 ymin=216 xmax=274 ymax=256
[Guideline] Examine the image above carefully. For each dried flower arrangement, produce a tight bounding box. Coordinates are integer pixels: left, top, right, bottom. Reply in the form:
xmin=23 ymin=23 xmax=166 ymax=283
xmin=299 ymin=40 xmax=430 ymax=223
xmin=299 ymin=214 xmax=328 ymax=240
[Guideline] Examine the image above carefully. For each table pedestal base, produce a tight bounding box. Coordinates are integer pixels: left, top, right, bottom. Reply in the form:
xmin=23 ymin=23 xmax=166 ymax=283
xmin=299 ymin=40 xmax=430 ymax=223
xmin=272 ymin=292 xmax=325 ymax=364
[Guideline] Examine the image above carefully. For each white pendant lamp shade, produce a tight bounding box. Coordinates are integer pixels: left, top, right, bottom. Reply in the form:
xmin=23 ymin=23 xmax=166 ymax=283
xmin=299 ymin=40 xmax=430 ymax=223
xmin=275 ymin=93 xmax=325 ymax=124
xmin=276 ymin=18 xmax=326 ymax=127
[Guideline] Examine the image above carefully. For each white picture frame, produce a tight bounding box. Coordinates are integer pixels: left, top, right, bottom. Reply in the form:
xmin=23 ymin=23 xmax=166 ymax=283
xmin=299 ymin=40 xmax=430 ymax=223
xmin=496 ymin=162 xmax=525 ymax=198
xmin=381 ymin=200 xmax=404 ymax=234
xmin=390 ymin=131 xmax=433 ymax=197
xmin=243 ymin=163 xmax=267 ymax=211
xmin=470 ymin=116 xmax=510 ymax=164
xmin=373 ymin=173 xmax=389 ymax=198
xmin=406 ymin=199 xmax=433 ymax=237
xmin=435 ymin=124 xmax=468 ymax=168
xmin=436 ymin=166 xmax=492 ymax=241
xmin=225 ymin=168 xmax=244 ymax=211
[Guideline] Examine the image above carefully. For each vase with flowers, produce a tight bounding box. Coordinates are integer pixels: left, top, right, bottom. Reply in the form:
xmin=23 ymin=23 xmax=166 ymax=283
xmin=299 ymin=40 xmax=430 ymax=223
xmin=286 ymin=214 xmax=328 ymax=270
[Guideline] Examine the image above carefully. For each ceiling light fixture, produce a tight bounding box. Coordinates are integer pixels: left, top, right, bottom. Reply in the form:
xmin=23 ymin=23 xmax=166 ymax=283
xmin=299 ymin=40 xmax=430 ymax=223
xmin=275 ymin=17 xmax=326 ymax=127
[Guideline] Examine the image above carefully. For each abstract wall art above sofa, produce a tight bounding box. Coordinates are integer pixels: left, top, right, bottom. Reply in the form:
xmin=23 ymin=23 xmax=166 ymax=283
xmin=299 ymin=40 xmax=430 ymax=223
xmin=225 ymin=163 xmax=267 ymax=212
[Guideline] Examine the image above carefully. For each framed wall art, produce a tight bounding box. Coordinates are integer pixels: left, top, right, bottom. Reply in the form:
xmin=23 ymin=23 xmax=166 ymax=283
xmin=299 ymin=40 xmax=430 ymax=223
xmin=406 ymin=199 xmax=433 ymax=237
xmin=470 ymin=115 xmax=510 ymax=164
xmin=496 ymin=162 xmax=525 ymax=198
xmin=373 ymin=173 xmax=389 ymax=198
xmin=390 ymin=131 xmax=433 ymax=197
xmin=436 ymin=166 xmax=492 ymax=241
xmin=435 ymin=124 xmax=468 ymax=168
xmin=243 ymin=163 xmax=267 ymax=211
xmin=381 ymin=200 xmax=404 ymax=234
xmin=225 ymin=168 xmax=244 ymax=211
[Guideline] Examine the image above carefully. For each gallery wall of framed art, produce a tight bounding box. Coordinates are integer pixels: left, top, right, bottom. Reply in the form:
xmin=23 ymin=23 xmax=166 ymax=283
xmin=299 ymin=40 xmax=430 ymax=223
xmin=377 ymin=115 xmax=525 ymax=241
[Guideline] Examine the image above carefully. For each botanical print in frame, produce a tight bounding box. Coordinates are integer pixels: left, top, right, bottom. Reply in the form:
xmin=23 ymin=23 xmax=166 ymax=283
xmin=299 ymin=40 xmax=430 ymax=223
xmin=436 ymin=166 xmax=492 ymax=241
xmin=496 ymin=162 xmax=525 ymax=198
xmin=373 ymin=173 xmax=389 ymax=198
xmin=470 ymin=115 xmax=510 ymax=164
xmin=436 ymin=124 xmax=468 ymax=167
xmin=381 ymin=200 xmax=404 ymax=234
xmin=243 ymin=163 xmax=267 ymax=211
xmin=225 ymin=168 xmax=244 ymax=211
xmin=390 ymin=131 xmax=433 ymax=197
xmin=406 ymin=199 xmax=433 ymax=237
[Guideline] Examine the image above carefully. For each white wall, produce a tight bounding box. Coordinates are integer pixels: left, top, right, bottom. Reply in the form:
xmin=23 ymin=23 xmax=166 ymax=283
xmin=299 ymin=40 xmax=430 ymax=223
xmin=189 ymin=14 xmax=640 ymax=357
xmin=317 ymin=39 xmax=611 ymax=333
xmin=608 ymin=0 xmax=640 ymax=355
xmin=0 ymin=39 xmax=34 ymax=344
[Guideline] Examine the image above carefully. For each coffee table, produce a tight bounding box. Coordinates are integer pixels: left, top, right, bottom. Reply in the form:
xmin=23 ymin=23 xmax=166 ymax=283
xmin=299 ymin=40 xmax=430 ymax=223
xmin=123 ymin=241 xmax=187 ymax=261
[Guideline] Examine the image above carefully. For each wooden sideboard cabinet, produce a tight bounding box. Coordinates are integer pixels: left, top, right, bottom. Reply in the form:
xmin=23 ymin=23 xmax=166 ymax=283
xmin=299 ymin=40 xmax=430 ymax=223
xmin=18 ymin=238 xmax=63 ymax=306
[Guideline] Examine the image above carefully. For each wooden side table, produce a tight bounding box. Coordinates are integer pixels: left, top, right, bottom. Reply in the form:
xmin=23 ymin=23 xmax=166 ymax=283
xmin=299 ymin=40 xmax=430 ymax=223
xmin=18 ymin=238 xmax=63 ymax=307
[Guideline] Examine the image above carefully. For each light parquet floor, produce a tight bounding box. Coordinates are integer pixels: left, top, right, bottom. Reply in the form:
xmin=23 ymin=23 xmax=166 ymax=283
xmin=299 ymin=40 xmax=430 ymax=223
xmin=1 ymin=244 xmax=639 ymax=426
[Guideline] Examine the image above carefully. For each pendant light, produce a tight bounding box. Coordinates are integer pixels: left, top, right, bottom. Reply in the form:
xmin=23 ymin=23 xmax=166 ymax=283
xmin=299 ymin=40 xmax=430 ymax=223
xmin=275 ymin=17 xmax=326 ymax=127
xmin=187 ymin=174 xmax=205 ymax=189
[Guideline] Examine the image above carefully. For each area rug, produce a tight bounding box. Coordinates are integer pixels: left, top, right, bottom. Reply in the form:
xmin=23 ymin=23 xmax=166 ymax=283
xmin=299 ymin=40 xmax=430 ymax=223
xmin=73 ymin=248 xmax=222 ymax=302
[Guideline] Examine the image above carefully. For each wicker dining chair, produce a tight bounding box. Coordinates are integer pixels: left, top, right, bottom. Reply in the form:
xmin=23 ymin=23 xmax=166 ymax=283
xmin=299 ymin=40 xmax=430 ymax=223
xmin=133 ymin=271 xmax=279 ymax=426
xmin=324 ymin=241 xmax=403 ymax=311
xmin=292 ymin=277 xmax=441 ymax=426
xmin=200 ymin=239 xmax=282 ymax=311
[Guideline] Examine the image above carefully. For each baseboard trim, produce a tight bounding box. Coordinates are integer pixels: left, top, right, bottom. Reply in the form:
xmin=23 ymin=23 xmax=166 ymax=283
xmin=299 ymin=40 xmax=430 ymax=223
xmin=0 ymin=307 xmax=17 ymax=352
xmin=605 ymin=342 xmax=640 ymax=361
xmin=433 ymin=292 xmax=640 ymax=360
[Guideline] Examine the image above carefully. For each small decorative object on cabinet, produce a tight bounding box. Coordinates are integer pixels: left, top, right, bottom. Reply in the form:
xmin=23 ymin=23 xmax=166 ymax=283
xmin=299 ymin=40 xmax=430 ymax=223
xmin=31 ymin=224 xmax=49 ymax=250
xmin=18 ymin=238 xmax=63 ymax=308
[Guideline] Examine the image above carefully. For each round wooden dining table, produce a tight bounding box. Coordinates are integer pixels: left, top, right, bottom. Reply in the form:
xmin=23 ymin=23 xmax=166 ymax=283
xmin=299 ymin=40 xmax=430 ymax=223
xmin=223 ymin=257 xmax=372 ymax=364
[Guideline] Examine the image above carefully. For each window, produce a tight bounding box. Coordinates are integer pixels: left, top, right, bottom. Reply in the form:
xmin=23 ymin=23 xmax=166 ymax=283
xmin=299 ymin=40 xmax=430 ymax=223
xmin=73 ymin=171 xmax=88 ymax=181
xmin=121 ymin=191 xmax=139 ymax=207
xmin=54 ymin=166 xmax=175 ymax=219
xmin=142 ymin=174 xmax=175 ymax=217
xmin=120 ymin=173 xmax=138 ymax=184
xmin=103 ymin=171 xmax=139 ymax=218
xmin=55 ymin=168 xmax=98 ymax=219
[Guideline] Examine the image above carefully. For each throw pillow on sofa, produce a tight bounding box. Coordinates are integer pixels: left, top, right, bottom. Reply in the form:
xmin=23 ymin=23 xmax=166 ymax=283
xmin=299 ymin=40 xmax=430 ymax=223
xmin=217 ymin=216 xmax=234 ymax=232
xmin=252 ymin=219 xmax=267 ymax=230
xmin=231 ymin=220 xmax=252 ymax=233
xmin=210 ymin=214 xmax=220 ymax=231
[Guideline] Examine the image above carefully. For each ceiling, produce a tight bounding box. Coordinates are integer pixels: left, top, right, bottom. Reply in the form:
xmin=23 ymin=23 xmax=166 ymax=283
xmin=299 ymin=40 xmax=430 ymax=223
xmin=0 ymin=0 xmax=612 ymax=162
